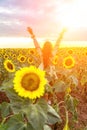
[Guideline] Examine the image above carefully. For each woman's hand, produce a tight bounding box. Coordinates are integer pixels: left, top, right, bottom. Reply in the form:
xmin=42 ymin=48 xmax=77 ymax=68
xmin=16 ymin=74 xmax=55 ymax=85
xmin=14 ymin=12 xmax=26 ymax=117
xmin=27 ymin=27 xmax=33 ymax=35
xmin=27 ymin=27 xmax=35 ymax=38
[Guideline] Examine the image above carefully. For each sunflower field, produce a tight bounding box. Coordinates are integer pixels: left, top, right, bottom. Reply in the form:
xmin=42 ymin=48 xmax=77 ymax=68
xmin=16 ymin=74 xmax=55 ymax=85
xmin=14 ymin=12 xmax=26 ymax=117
xmin=0 ymin=47 xmax=87 ymax=130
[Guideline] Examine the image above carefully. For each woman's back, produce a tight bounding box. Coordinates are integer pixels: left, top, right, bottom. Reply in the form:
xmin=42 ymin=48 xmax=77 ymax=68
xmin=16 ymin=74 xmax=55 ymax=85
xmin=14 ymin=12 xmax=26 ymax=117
xmin=42 ymin=41 xmax=53 ymax=69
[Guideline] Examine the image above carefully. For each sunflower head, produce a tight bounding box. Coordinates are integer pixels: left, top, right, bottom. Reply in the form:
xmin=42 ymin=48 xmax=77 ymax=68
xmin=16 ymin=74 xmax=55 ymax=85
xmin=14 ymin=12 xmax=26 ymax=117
xmin=27 ymin=57 xmax=34 ymax=64
xmin=3 ymin=54 xmax=9 ymax=59
xmin=28 ymin=49 xmax=35 ymax=55
xmin=0 ymin=49 xmax=4 ymax=55
xmin=11 ymin=54 xmax=16 ymax=59
xmin=63 ymin=56 xmax=75 ymax=69
xmin=13 ymin=66 xmax=47 ymax=99
xmin=68 ymin=49 xmax=73 ymax=54
xmin=4 ymin=59 xmax=15 ymax=72
xmin=17 ymin=55 xmax=26 ymax=63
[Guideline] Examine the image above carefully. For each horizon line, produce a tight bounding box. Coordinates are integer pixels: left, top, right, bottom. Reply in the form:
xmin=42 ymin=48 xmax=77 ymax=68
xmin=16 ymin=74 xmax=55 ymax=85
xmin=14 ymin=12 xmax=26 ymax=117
xmin=0 ymin=37 xmax=87 ymax=48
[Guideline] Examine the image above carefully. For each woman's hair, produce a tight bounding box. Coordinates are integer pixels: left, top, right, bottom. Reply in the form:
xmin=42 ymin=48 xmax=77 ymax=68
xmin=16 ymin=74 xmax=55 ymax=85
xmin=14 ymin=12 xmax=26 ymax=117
xmin=42 ymin=41 xmax=53 ymax=69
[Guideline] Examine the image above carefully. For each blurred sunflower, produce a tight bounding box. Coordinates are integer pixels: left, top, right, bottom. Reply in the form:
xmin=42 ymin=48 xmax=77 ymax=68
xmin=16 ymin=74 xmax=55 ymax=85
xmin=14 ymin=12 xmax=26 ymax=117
xmin=28 ymin=48 xmax=35 ymax=55
xmin=52 ymin=55 xmax=58 ymax=65
xmin=85 ymin=51 xmax=87 ymax=56
xmin=13 ymin=66 xmax=47 ymax=99
xmin=0 ymin=49 xmax=4 ymax=55
xmin=27 ymin=57 xmax=34 ymax=64
xmin=11 ymin=54 xmax=16 ymax=59
xmin=63 ymin=56 xmax=75 ymax=69
xmin=68 ymin=49 xmax=73 ymax=54
xmin=3 ymin=54 xmax=9 ymax=59
xmin=4 ymin=59 xmax=15 ymax=72
xmin=17 ymin=55 xmax=26 ymax=63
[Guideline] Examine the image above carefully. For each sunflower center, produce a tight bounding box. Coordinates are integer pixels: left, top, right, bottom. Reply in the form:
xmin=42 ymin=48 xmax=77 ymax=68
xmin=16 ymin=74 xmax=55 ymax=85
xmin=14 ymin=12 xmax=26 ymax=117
xmin=65 ymin=59 xmax=73 ymax=66
xmin=68 ymin=50 xmax=73 ymax=54
xmin=20 ymin=57 xmax=25 ymax=61
xmin=21 ymin=73 xmax=40 ymax=91
xmin=30 ymin=50 xmax=34 ymax=54
xmin=28 ymin=58 xmax=33 ymax=63
xmin=7 ymin=62 xmax=13 ymax=70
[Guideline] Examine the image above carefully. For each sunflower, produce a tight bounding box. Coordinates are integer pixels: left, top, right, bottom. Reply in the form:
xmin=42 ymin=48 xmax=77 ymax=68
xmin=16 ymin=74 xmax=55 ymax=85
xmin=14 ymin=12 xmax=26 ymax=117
xmin=85 ymin=51 xmax=87 ymax=56
xmin=13 ymin=66 xmax=47 ymax=99
xmin=11 ymin=54 xmax=16 ymax=59
xmin=63 ymin=56 xmax=75 ymax=69
xmin=17 ymin=55 xmax=26 ymax=63
xmin=0 ymin=49 xmax=4 ymax=55
xmin=28 ymin=48 xmax=35 ymax=55
xmin=27 ymin=57 xmax=34 ymax=64
xmin=52 ymin=55 xmax=58 ymax=65
xmin=3 ymin=54 xmax=9 ymax=59
xmin=68 ymin=49 xmax=73 ymax=54
xmin=4 ymin=59 xmax=15 ymax=72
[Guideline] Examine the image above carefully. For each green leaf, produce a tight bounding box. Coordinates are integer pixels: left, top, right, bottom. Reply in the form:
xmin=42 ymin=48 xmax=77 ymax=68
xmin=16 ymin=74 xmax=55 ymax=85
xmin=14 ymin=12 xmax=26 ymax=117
xmin=65 ymin=94 xmax=79 ymax=121
xmin=53 ymin=80 xmax=66 ymax=92
xmin=0 ymin=102 xmax=11 ymax=119
xmin=6 ymin=114 xmax=26 ymax=130
xmin=46 ymin=105 xmax=62 ymax=125
xmin=0 ymin=79 xmax=13 ymax=91
xmin=44 ymin=125 xmax=52 ymax=130
xmin=25 ymin=98 xmax=48 ymax=130
xmin=25 ymin=123 xmax=34 ymax=130
xmin=37 ymin=98 xmax=48 ymax=112
xmin=5 ymin=88 xmax=31 ymax=114
xmin=6 ymin=113 xmax=41 ymax=130
xmin=65 ymin=94 xmax=79 ymax=112
xmin=69 ymin=75 xmax=78 ymax=86
xmin=0 ymin=124 xmax=8 ymax=130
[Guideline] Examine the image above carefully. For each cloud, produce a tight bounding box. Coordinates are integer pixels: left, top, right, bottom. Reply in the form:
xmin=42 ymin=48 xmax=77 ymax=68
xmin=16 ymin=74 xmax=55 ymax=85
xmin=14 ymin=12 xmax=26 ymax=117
xmin=64 ymin=28 xmax=87 ymax=41
xmin=0 ymin=0 xmax=87 ymax=41
xmin=0 ymin=0 xmax=62 ymax=37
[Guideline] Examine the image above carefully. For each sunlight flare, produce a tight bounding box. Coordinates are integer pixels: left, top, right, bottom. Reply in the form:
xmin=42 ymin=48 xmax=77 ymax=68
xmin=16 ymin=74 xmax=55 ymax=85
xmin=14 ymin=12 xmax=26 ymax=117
xmin=59 ymin=0 xmax=87 ymax=29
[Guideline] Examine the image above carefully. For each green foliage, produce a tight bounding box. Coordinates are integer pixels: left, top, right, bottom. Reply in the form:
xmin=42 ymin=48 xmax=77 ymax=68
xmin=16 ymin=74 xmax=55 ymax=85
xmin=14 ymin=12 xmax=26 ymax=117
xmin=0 ymin=87 xmax=61 ymax=130
xmin=64 ymin=94 xmax=79 ymax=122
xmin=5 ymin=114 xmax=26 ymax=130
xmin=5 ymin=88 xmax=31 ymax=114
xmin=46 ymin=104 xmax=62 ymax=125
xmin=24 ymin=99 xmax=48 ymax=130
xmin=53 ymin=80 xmax=66 ymax=92
xmin=0 ymin=102 xmax=11 ymax=119
xmin=44 ymin=125 xmax=52 ymax=130
xmin=0 ymin=79 xmax=13 ymax=91
xmin=0 ymin=48 xmax=81 ymax=129
xmin=84 ymin=126 xmax=87 ymax=130
xmin=0 ymin=124 xmax=8 ymax=130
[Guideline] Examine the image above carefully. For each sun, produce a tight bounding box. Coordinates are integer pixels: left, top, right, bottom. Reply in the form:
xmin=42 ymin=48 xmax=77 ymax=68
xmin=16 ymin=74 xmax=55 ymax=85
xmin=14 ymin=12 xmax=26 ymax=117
xmin=59 ymin=0 xmax=87 ymax=30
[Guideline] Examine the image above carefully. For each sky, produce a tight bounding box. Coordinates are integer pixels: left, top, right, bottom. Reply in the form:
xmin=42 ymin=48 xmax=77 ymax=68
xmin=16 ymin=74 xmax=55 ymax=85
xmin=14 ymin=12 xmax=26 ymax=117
xmin=0 ymin=0 xmax=87 ymax=47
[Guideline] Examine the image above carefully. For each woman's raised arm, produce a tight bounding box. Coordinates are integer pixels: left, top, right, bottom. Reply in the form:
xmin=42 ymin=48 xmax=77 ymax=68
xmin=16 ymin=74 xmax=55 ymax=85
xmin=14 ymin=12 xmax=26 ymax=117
xmin=52 ymin=28 xmax=66 ymax=57
xmin=27 ymin=27 xmax=42 ymax=56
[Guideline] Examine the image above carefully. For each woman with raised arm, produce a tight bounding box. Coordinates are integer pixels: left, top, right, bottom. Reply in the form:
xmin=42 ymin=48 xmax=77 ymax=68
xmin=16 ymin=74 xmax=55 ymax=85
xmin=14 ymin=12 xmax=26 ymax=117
xmin=27 ymin=27 xmax=66 ymax=70
xmin=27 ymin=27 xmax=53 ymax=69
xmin=27 ymin=27 xmax=42 ymax=57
